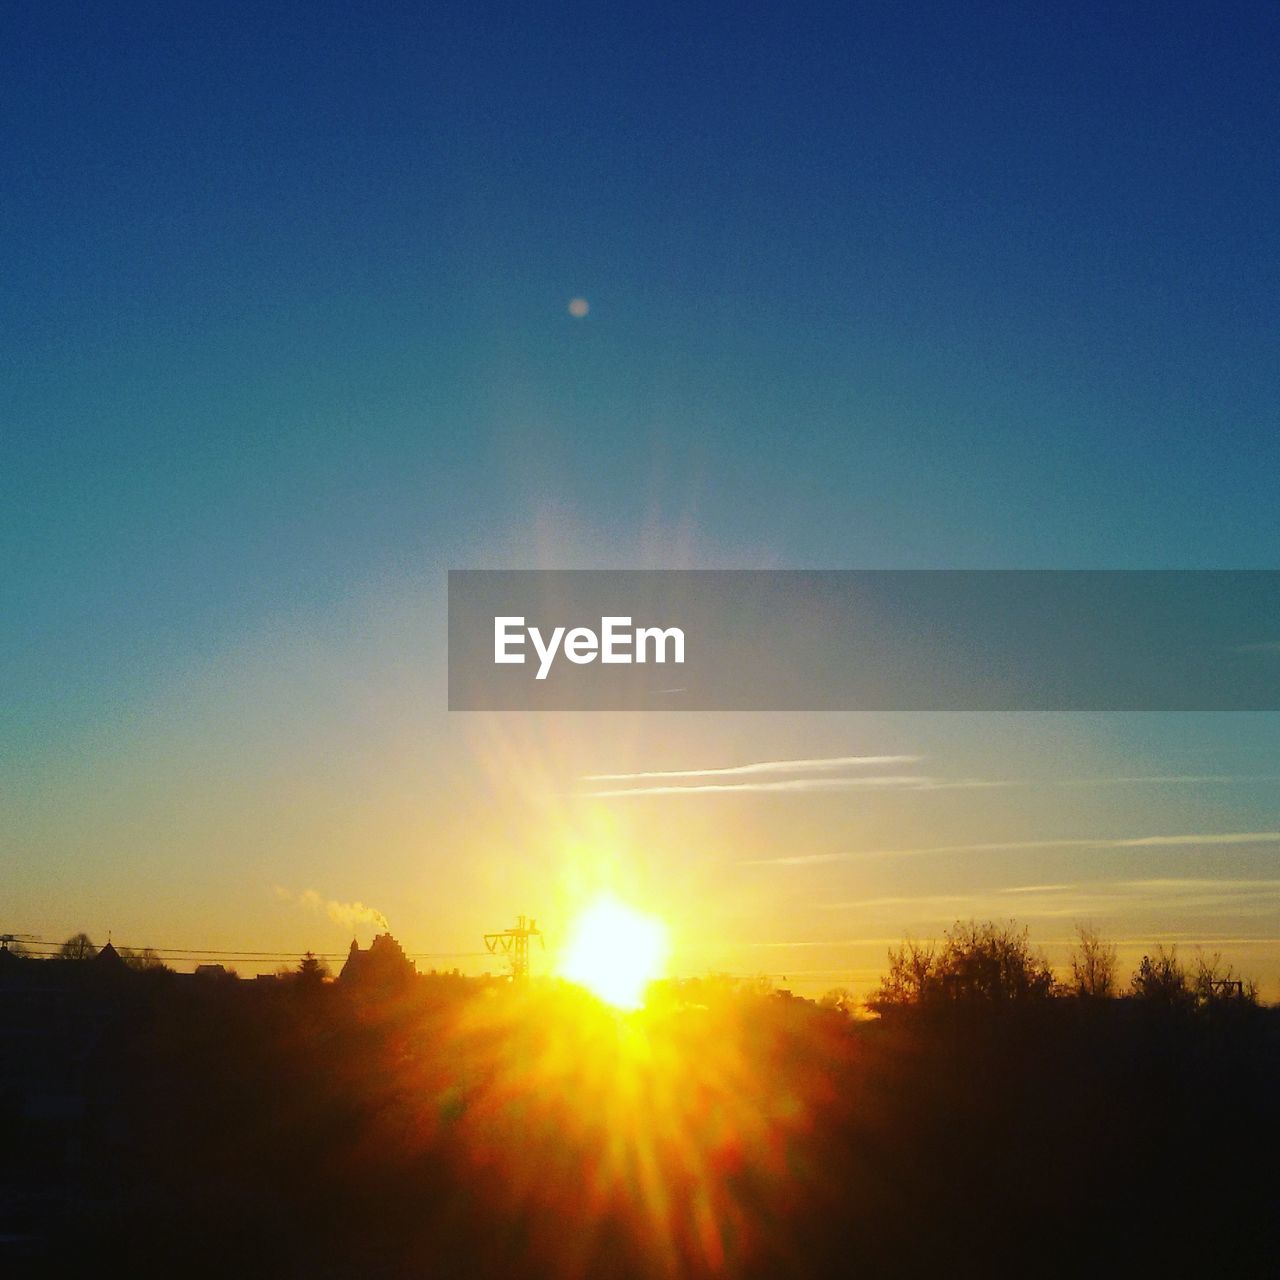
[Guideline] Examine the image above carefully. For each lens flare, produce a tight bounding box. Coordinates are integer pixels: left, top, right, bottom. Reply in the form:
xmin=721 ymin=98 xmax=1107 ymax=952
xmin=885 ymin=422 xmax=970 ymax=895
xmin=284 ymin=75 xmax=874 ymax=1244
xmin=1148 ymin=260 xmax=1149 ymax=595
xmin=559 ymin=896 xmax=668 ymax=1009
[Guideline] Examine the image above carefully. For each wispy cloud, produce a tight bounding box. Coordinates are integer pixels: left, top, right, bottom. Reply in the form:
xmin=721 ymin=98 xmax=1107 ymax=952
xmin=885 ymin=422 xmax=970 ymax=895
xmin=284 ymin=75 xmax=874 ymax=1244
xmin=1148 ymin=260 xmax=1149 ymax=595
xmin=821 ymin=894 xmax=980 ymax=910
xmin=740 ymin=938 xmax=910 ymax=950
xmin=738 ymin=931 xmax=1280 ymax=952
xmin=1052 ymin=774 xmax=1279 ymax=787
xmin=585 ymin=774 xmax=949 ymax=797
xmin=1101 ymin=832 xmax=1280 ymax=848
xmin=1115 ymin=877 xmax=1280 ymax=893
xmin=1000 ymin=883 xmax=1076 ymax=894
xmin=819 ymin=877 xmax=1280 ymax=919
xmin=584 ymin=775 xmax=1018 ymax=798
xmin=584 ymin=753 xmax=1275 ymax=801
xmin=582 ymin=754 xmax=921 ymax=783
xmin=744 ymin=939 xmax=830 ymax=949
xmin=743 ymin=852 xmax=853 ymax=867
xmin=579 ymin=754 xmax=1016 ymax=798
xmin=747 ymin=831 xmax=1280 ymax=866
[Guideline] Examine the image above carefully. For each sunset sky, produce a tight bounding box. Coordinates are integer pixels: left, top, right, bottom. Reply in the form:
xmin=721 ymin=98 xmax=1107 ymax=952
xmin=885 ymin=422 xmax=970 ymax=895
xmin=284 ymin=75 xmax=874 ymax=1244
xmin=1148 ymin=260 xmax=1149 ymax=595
xmin=4 ymin=4 xmax=1278 ymax=995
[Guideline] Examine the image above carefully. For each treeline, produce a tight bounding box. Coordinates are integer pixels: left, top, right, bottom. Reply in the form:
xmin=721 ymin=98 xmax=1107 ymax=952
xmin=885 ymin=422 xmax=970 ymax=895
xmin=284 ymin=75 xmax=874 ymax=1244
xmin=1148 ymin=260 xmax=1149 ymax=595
xmin=866 ymin=919 xmax=1262 ymax=1014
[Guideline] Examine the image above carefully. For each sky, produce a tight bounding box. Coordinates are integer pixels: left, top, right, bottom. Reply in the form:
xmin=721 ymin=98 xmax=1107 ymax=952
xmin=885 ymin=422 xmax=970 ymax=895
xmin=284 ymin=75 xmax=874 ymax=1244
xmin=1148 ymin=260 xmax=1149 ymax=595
xmin=3 ymin=3 xmax=1278 ymax=994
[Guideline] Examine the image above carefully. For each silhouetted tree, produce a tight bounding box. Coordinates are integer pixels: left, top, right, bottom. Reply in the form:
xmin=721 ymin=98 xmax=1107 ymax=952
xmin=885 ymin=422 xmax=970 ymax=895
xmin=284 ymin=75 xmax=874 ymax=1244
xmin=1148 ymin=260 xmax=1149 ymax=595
xmin=119 ymin=946 xmax=168 ymax=971
xmin=871 ymin=921 xmax=1054 ymax=1010
xmin=940 ymin=920 xmax=1055 ymax=1002
xmin=1130 ymin=946 xmax=1194 ymax=1012
xmin=869 ymin=937 xmax=938 ymax=1010
xmin=1068 ymin=923 xmax=1118 ymax=998
xmin=297 ymin=951 xmax=331 ymax=984
xmin=58 ymin=931 xmax=96 ymax=961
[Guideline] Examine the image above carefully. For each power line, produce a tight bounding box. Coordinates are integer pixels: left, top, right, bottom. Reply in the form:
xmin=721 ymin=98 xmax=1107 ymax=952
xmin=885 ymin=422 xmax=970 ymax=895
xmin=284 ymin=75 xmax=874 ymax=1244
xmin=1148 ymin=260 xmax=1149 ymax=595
xmin=7 ymin=934 xmax=861 ymax=986
xmin=11 ymin=939 xmax=491 ymax=962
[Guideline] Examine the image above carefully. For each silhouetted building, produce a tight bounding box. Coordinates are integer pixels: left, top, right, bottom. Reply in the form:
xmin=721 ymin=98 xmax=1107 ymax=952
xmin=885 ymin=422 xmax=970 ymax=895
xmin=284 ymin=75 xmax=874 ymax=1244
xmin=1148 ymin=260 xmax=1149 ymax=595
xmin=339 ymin=933 xmax=415 ymax=990
xmin=93 ymin=941 xmax=126 ymax=971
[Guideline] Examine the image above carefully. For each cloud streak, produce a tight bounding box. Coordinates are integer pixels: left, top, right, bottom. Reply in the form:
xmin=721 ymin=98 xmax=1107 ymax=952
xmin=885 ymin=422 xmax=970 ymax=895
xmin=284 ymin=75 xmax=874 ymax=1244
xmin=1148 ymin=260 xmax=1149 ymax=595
xmin=582 ymin=754 xmax=922 ymax=783
xmin=746 ymin=831 xmax=1280 ymax=866
xmin=581 ymin=775 xmax=1008 ymax=798
xmin=1053 ymin=774 xmax=1280 ymax=787
xmin=820 ymin=877 xmax=1280 ymax=919
xmin=583 ymin=752 xmax=1276 ymax=800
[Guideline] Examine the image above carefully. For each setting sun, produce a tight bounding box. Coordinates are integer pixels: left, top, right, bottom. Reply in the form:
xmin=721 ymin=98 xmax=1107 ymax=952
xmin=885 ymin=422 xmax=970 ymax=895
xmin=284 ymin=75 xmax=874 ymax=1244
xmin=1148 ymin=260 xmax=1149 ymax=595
xmin=558 ymin=896 xmax=669 ymax=1010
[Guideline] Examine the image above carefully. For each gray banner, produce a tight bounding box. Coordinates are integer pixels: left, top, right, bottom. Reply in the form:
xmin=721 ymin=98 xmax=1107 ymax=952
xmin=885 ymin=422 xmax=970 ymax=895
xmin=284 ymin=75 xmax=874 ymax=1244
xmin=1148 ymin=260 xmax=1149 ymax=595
xmin=447 ymin=570 xmax=1280 ymax=711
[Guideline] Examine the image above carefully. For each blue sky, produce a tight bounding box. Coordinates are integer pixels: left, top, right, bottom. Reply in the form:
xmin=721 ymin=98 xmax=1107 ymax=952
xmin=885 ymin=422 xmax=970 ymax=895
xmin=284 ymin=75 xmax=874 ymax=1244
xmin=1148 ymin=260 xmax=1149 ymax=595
xmin=3 ymin=3 xmax=1278 ymax=989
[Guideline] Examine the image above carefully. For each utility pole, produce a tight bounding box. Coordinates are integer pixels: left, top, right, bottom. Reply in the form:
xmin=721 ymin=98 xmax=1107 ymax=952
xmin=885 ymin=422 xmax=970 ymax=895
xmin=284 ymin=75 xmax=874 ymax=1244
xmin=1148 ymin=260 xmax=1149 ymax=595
xmin=1208 ymin=977 xmax=1245 ymax=999
xmin=483 ymin=915 xmax=543 ymax=980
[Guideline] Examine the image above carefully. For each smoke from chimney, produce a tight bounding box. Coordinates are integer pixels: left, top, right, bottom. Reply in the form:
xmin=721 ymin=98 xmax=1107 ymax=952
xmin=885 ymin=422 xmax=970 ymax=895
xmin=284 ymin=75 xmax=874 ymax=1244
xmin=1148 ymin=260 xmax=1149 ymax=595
xmin=273 ymin=885 xmax=390 ymax=934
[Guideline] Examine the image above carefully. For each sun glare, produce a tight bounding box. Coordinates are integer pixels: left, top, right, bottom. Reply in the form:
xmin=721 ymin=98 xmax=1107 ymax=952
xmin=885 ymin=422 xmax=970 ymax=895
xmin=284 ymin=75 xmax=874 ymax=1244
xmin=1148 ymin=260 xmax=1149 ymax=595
xmin=558 ymin=896 xmax=669 ymax=1010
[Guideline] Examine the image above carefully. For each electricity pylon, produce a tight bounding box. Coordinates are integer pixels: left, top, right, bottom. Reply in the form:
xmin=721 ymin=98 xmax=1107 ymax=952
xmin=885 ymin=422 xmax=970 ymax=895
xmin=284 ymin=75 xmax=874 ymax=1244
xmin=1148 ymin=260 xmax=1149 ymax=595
xmin=483 ymin=915 xmax=544 ymax=980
